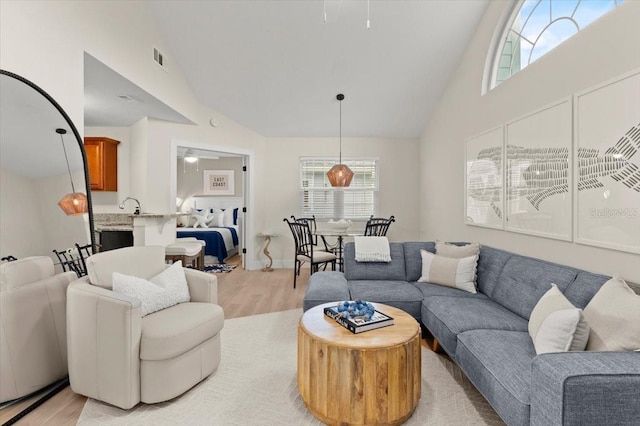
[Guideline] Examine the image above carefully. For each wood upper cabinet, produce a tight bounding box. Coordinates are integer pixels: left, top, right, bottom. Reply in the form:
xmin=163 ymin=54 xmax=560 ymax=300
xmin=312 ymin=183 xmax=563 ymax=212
xmin=84 ymin=137 xmax=120 ymax=191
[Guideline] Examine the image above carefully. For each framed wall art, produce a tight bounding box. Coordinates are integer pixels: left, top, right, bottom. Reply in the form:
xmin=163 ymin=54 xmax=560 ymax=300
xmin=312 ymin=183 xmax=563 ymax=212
xmin=465 ymin=126 xmax=504 ymax=229
xmin=574 ymin=69 xmax=640 ymax=254
xmin=505 ymin=98 xmax=573 ymax=241
xmin=203 ymin=169 xmax=235 ymax=196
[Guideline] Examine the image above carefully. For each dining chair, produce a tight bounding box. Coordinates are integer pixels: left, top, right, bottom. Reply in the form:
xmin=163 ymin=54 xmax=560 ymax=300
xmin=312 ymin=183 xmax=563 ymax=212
xmin=284 ymin=218 xmax=337 ymax=289
xmin=52 ymin=243 xmax=94 ymax=277
xmin=290 ymin=215 xmax=332 ymax=252
xmin=364 ymin=215 xmax=396 ymax=236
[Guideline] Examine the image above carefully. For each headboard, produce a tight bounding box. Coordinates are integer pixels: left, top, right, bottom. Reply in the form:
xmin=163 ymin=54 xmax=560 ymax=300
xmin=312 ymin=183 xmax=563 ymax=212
xmin=187 ymin=196 xmax=243 ymax=212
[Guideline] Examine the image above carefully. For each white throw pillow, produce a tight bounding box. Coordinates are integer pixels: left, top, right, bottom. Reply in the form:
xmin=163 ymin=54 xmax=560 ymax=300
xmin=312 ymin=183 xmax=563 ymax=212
xmin=112 ymin=261 xmax=190 ymax=316
xmin=583 ymin=276 xmax=640 ymax=351
xmin=528 ymin=284 xmax=590 ymax=354
xmin=417 ymin=250 xmax=477 ymax=293
xmin=208 ymin=211 xmax=225 ymax=227
xmin=435 ymin=240 xmax=480 ymax=258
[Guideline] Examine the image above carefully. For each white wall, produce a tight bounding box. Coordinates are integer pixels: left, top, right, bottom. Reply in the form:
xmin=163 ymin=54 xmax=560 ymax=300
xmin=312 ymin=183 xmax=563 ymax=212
xmin=177 ymin=156 xmax=245 ymax=201
xmin=420 ymin=2 xmax=640 ymax=282
xmin=0 ymin=169 xmax=49 ymax=258
xmin=264 ymin=137 xmax=420 ymax=268
xmin=0 ymin=1 xmax=268 ymax=268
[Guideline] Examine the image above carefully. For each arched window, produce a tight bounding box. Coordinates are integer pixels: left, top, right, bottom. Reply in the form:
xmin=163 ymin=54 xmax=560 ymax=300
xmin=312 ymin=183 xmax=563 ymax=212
xmin=487 ymin=0 xmax=624 ymax=90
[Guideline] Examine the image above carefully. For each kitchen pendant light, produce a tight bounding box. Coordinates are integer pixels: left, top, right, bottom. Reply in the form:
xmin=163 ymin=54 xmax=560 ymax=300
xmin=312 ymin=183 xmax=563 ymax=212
xmin=56 ymin=128 xmax=88 ymax=216
xmin=327 ymin=94 xmax=354 ymax=187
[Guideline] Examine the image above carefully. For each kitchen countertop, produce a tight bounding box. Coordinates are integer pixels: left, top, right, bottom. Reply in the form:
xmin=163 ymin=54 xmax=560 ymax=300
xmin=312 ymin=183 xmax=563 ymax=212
xmin=95 ymin=224 xmax=134 ymax=232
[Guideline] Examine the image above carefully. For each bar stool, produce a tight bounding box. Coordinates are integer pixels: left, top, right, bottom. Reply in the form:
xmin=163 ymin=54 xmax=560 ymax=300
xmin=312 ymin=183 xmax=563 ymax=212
xmin=165 ymin=242 xmax=203 ymax=270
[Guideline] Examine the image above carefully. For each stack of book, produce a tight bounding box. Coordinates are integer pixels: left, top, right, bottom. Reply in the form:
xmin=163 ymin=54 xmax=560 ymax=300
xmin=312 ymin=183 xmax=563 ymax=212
xmin=324 ymin=303 xmax=394 ymax=334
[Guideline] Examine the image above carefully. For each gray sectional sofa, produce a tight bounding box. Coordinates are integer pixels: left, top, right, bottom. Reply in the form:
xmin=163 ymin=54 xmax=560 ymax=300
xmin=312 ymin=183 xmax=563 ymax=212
xmin=303 ymin=241 xmax=640 ymax=426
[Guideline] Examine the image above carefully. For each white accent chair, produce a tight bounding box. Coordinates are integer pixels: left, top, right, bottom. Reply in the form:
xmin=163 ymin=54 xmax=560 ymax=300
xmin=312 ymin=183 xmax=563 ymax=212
xmin=66 ymin=246 xmax=224 ymax=409
xmin=0 ymin=256 xmax=76 ymax=403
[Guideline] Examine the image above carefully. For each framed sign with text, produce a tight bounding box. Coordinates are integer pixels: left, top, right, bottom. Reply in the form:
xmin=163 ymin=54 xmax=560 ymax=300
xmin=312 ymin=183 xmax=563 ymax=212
xmin=203 ymin=170 xmax=234 ymax=195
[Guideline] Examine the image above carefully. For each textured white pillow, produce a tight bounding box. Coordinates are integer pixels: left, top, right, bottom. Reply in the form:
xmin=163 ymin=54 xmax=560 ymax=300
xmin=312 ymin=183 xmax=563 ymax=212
xmin=583 ymin=276 xmax=640 ymax=351
xmin=528 ymin=284 xmax=589 ymax=354
xmin=112 ymin=261 xmax=190 ymax=316
xmin=417 ymin=250 xmax=477 ymax=293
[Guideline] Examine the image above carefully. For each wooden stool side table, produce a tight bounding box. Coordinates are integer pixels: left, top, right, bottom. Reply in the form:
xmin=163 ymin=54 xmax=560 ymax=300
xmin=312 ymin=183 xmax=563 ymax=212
xmin=298 ymin=303 xmax=421 ymax=426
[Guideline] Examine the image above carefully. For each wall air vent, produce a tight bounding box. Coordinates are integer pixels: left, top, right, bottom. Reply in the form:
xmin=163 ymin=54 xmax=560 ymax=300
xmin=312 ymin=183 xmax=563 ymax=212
xmin=153 ymin=47 xmax=167 ymax=72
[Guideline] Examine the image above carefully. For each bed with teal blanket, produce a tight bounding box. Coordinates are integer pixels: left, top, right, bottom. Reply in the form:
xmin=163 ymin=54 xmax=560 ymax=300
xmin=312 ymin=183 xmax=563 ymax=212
xmin=176 ymin=226 xmax=239 ymax=263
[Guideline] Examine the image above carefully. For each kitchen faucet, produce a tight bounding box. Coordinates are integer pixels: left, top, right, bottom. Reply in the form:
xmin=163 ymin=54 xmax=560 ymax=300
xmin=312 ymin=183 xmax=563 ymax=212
xmin=119 ymin=197 xmax=142 ymax=215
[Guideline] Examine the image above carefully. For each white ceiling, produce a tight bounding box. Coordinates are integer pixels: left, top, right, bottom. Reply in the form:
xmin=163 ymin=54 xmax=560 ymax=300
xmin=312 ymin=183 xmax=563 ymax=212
xmin=147 ymin=0 xmax=488 ymax=138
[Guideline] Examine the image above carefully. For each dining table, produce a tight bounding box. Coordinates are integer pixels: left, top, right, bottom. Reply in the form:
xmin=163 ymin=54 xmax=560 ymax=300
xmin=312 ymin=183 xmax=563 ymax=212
xmin=314 ymin=229 xmax=363 ymax=272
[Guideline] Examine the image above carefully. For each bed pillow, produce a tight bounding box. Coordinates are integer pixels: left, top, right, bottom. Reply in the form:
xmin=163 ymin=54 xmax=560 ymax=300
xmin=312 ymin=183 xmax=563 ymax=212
xmin=528 ymin=284 xmax=589 ymax=354
xmin=583 ymin=276 xmax=640 ymax=351
xmin=233 ymin=207 xmax=239 ymax=225
xmin=417 ymin=249 xmax=478 ymax=293
xmin=435 ymin=240 xmax=480 ymax=258
xmin=191 ymin=208 xmax=212 ymax=228
xmin=112 ymin=261 xmax=190 ymax=316
xmin=223 ymin=208 xmax=235 ymax=227
xmin=209 ymin=211 xmax=225 ymax=227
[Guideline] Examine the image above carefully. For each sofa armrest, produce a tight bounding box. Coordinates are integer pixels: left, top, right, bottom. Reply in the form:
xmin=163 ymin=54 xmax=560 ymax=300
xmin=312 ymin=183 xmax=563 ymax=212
xmin=66 ymin=278 xmax=142 ymax=409
xmin=531 ymin=351 xmax=640 ymax=426
xmin=184 ymin=268 xmax=218 ymax=304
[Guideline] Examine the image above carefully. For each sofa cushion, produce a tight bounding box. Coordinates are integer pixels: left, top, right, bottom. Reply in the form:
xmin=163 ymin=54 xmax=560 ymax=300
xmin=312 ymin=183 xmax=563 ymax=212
xmin=403 ymin=242 xmax=435 ymax=282
xmin=435 ymin=240 xmax=480 ymax=258
xmin=563 ymin=271 xmax=610 ymax=309
xmin=348 ymin=280 xmax=422 ymax=320
xmin=456 ymin=330 xmax=535 ymax=426
xmin=303 ymin=271 xmax=351 ymax=312
xmin=422 ymin=296 xmax=528 ymax=357
xmin=491 ymin=255 xmax=578 ymax=320
xmin=583 ymin=277 xmax=640 ymax=351
xmin=528 ymin=284 xmax=589 ymax=354
xmin=476 ymin=246 xmax=513 ymax=297
xmin=413 ymin=281 xmax=488 ymax=300
xmin=417 ymin=250 xmax=478 ymax=293
xmin=344 ymin=242 xmax=406 ymax=281
xmin=140 ymin=302 xmax=224 ymax=361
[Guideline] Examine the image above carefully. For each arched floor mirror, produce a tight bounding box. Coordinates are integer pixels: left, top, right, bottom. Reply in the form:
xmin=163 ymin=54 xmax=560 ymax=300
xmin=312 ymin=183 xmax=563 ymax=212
xmin=0 ymin=69 xmax=95 ymax=424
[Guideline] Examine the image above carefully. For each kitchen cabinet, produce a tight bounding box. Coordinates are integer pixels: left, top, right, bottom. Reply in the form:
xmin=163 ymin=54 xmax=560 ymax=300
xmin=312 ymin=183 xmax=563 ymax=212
xmin=84 ymin=137 xmax=119 ymax=191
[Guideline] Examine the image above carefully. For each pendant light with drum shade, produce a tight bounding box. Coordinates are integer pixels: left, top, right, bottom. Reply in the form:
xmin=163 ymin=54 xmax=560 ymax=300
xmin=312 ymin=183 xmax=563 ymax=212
xmin=327 ymin=94 xmax=354 ymax=187
xmin=56 ymin=128 xmax=88 ymax=216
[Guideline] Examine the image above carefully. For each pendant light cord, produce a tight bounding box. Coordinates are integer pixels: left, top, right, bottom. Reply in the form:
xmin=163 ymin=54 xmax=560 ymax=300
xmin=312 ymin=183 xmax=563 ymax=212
xmin=59 ymin=132 xmax=76 ymax=193
xmin=339 ymin=98 xmax=342 ymax=164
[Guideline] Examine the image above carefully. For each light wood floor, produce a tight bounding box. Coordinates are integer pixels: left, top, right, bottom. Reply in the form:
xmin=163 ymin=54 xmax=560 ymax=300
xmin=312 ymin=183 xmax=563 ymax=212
xmin=0 ymin=256 xmax=311 ymax=425
xmin=1 ymin=257 xmax=437 ymax=425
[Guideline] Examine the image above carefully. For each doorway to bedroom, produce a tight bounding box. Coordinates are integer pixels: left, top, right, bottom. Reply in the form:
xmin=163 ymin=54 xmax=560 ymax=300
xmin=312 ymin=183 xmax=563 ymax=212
xmin=171 ymin=143 xmax=251 ymax=270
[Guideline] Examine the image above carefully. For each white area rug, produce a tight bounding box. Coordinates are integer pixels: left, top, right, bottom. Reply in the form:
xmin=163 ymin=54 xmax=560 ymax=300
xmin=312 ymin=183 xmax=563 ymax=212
xmin=78 ymin=310 xmax=504 ymax=425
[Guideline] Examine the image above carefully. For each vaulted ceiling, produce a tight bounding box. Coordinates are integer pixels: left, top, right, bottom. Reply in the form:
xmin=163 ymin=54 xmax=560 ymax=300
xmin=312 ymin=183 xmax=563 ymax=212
xmin=146 ymin=1 xmax=488 ymax=138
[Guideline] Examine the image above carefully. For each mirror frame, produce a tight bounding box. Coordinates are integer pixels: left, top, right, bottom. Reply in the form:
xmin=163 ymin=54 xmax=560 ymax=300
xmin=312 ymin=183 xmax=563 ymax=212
xmin=0 ymin=69 xmax=96 ymax=252
xmin=0 ymin=69 xmax=95 ymax=424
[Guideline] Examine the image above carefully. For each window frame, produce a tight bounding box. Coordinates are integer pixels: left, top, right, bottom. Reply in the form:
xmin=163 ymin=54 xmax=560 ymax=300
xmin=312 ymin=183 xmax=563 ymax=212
xmin=299 ymin=156 xmax=380 ymax=220
xmin=484 ymin=0 xmax=624 ymax=93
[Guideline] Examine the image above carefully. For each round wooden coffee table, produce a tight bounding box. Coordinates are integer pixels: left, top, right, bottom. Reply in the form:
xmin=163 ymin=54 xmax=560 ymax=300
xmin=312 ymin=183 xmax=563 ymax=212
xmin=298 ymin=302 xmax=421 ymax=426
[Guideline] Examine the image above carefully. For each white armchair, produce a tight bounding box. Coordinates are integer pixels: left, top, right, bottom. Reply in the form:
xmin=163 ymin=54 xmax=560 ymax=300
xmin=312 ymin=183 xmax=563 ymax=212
xmin=0 ymin=256 xmax=76 ymax=403
xmin=66 ymin=246 xmax=224 ymax=409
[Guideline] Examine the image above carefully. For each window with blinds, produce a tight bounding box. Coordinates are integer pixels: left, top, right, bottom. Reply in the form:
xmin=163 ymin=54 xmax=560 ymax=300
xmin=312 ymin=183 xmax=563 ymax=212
xmin=300 ymin=158 xmax=379 ymax=219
